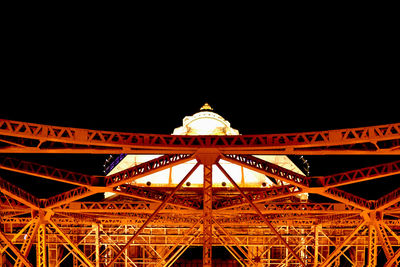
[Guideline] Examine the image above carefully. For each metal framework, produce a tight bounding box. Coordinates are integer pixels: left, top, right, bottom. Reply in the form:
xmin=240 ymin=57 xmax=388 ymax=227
xmin=0 ymin=118 xmax=399 ymax=266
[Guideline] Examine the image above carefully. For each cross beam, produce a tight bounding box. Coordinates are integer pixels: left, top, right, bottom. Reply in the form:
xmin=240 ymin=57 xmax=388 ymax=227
xmin=1 ymin=118 xmax=399 ymax=154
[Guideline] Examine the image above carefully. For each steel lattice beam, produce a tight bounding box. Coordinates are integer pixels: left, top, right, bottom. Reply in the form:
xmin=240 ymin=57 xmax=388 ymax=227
xmin=202 ymin=163 xmax=213 ymax=267
xmin=375 ymin=187 xmax=400 ymax=211
xmin=213 ymin=184 xmax=302 ymax=210
xmin=105 ymin=153 xmax=193 ymax=186
xmin=43 ymin=186 xmax=94 ymax=209
xmin=0 ymin=156 xmax=98 ymax=187
xmin=113 ymin=184 xmax=201 ymax=210
xmin=320 ymin=159 xmax=400 ymax=187
xmin=1 ymin=118 xmax=399 ymax=154
xmin=222 ymin=154 xmax=310 ymax=188
xmin=36 ymin=223 xmax=46 ymax=267
xmin=222 ymin=154 xmax=376 ymax=211
xmin=0 ymin=176 xmax=41 ymax=209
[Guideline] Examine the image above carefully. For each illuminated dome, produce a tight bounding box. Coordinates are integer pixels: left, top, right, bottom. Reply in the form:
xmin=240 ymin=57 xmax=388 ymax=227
xmin=172 ymin=103 xmax=239 ymax=136
xmin=105 ymin=103 xmax=307 ymax=201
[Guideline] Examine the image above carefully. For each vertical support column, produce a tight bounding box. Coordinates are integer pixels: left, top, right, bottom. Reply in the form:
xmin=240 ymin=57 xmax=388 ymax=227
xmin=37 ymin=224 xmax=47 ymax=267
xmin=94 ymin=224 xmax=100 ymax=267
xmin=0 ymin=253 xmax=6 ymax=266
xmin=203 ymin=163 xmax=213 ymax=267
xmin=124 ymin=225 xmax=128 ymax=267
xmin=48 ymin=244 xmax=57 ymax=267
xmin=73 ymin=234 xmax=79 ymax=267
xmin=196 ymin=149 xmax=220 ymax=267
xmin=285 ymin=226 xmax=289 ymax=266
xmin=354 ymin=246 xmax=365 ymax=267
xmin=313 ymin=225 xmax=320 ymax=267
xmin=240 ymin=166 xmax=245 ymax=187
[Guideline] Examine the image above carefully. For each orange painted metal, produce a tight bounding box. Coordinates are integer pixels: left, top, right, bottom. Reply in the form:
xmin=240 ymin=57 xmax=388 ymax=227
xmin=0 ymin=118 xmax=399 ymax=266
xmin=0 ymin=118 xmax=399 ymax=154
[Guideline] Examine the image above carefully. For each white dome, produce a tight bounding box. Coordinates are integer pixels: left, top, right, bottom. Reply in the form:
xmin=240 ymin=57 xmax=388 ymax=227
xmin=172 ymin=103 xmax=239 ymax=135
xmin=105 ymin=102 xmax=307 ymax=203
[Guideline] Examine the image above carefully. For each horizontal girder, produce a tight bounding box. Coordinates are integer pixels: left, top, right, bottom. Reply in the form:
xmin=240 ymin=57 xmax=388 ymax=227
xmin=0 ymin=155 xmax=99 ymax=187
xmin=0 ymin=118 xmax=399 ymax=154
xmin=1 ymin=153 xmax=400 ymax=213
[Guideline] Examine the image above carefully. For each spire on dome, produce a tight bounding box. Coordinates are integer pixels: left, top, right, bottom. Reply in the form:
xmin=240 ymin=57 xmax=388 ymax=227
xmin=200 ymin=103 xmax=213 ymax=111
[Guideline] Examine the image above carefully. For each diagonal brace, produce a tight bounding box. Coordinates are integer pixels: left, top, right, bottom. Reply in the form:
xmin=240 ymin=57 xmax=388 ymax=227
xmin=106 ymin=161 xmax=200 ymax=266
xmin=385 ymin=243 xmax=400 ymax=267
xmin=156 ymin=217 xmax=202 ymax=267
xmin=48 ymin=219 xmax=95 ymax=267
xmin=0 ymin=227 xmax=33 ymax=267
xmin=216 ymin=162 xmax=306 ymax=267
xmin=320 ymin=220 xmax=366 ymax=267
xmin=213 ymin=218 xmax=257 ymax=266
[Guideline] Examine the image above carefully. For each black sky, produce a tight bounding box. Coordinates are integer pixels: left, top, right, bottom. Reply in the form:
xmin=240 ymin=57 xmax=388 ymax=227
xmin=2 ymin=17 xmax=398 ymax=134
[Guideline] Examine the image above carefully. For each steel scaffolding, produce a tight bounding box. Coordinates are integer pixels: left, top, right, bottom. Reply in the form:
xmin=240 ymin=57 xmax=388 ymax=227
xmin=0 ymin=117 xmax=399 ymax=266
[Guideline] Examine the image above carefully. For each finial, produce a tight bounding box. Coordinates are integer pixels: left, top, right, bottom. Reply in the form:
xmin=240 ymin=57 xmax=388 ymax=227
xmin=200 ymin=103 xmax=213 ymax=111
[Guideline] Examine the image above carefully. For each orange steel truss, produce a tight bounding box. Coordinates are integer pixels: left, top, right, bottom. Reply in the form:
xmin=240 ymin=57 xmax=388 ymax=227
xmin=0 ymin=118 xmax=399 ymax=266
